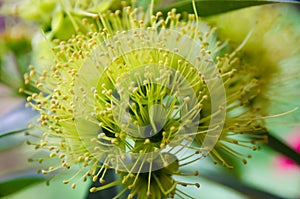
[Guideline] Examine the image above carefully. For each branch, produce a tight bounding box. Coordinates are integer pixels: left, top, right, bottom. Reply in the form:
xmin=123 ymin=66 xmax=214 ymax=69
xmin=267 ymin=133 xmax=300 ymax=166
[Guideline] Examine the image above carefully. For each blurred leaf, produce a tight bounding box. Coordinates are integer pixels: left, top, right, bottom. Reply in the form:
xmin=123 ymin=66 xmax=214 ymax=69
xmin=0 ymin=52 xmax=23 ymax=90
xmin=181 ymin=166 xmax=285 ymax=199
xmin=0 ymin=170 xmax=90 ymax=199
xmin=0 ymin=131 xmax=27 ymax=152
xmin=0 ymin=172 xmax=45 ymax=197
xmin=0 ymin=102 xmax=36 ymax=134
xmin=0 ymin=129 xmax=27 ymax=139
xmin=154 ymin=0 xmax=300 ymax=17
xmin=0 ymin=102 xmax=37 ymax=151
xmin=197 ymin=169 xmax=285 ymax=199
xmin=136 ymin=0 xmax=152 ymax=9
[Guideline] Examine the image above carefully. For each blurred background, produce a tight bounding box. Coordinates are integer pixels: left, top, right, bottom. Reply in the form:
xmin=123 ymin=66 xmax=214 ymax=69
xmin=0 ymin=1 xmax=300 ymax=199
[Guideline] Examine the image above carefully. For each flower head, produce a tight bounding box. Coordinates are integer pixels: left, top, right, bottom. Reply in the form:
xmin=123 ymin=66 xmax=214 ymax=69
xmin=23 ymin=4 xmax=267 ymax=198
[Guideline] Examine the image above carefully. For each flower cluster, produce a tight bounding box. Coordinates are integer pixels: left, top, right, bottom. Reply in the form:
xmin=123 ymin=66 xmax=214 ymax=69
xmin=21 ymin=2 xmax=276 ymax=199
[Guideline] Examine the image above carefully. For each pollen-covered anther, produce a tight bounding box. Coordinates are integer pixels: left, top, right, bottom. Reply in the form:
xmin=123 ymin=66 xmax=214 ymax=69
xmin=62 ymin=161 xmax=71 ymax=169
xmin=63 ymin=180 xmax=69 ymax=184
xmin=26 ymin=96 xmax=32 ymax=102
xmin=24 ymin=74 xmax=30 ymax=85
xmin=48 ymin=146 xmax=55 ymax=151
xmin=41 ymin=170 xmax=48 ymax=175
xmin=170 ymin=126 xmax=176 ymax=132
xmin=59 ymin=154 xmax=65 ymax=159
xmin=90 ymin=187 xmax=97 ymax=193
xmin=92 ymin=175 xmax=98 ymax=182
xmin=48 ymin=166 xmax=54 ymax=172
xmin=144 ymin=139 xmax=151 ymax=144
xmin=40 ymin=141 xmax=47 ymax=147
xmin=77 ymin=156 xmax=84 ymax=162
xmin=49 ymin=153 xmax=56 ymax=158
xmin=252 ymin=146 xmax=258 ymax=151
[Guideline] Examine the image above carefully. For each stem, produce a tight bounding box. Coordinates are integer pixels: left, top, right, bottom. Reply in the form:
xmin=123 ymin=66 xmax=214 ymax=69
xmin=267 ymin=133 xmax=300 ymax=166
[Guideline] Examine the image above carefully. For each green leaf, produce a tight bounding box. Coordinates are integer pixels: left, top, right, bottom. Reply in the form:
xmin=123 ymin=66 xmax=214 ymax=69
xmin=0 ymin=129 xmax=27 ymax=152
xmin=0 ymin=129 xmax=27 ymax=139
xmin=0 ymin=172 xmax=45 ymax=197
xmin=154 ymin=0 xmax=300 ymax=17
xmin=196 ymin=168 xmax=285 ymax=199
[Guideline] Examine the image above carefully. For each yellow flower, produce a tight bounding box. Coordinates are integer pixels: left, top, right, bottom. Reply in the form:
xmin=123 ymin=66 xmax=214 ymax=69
xmin=23 ymin=5 xmax=267 ymax=198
